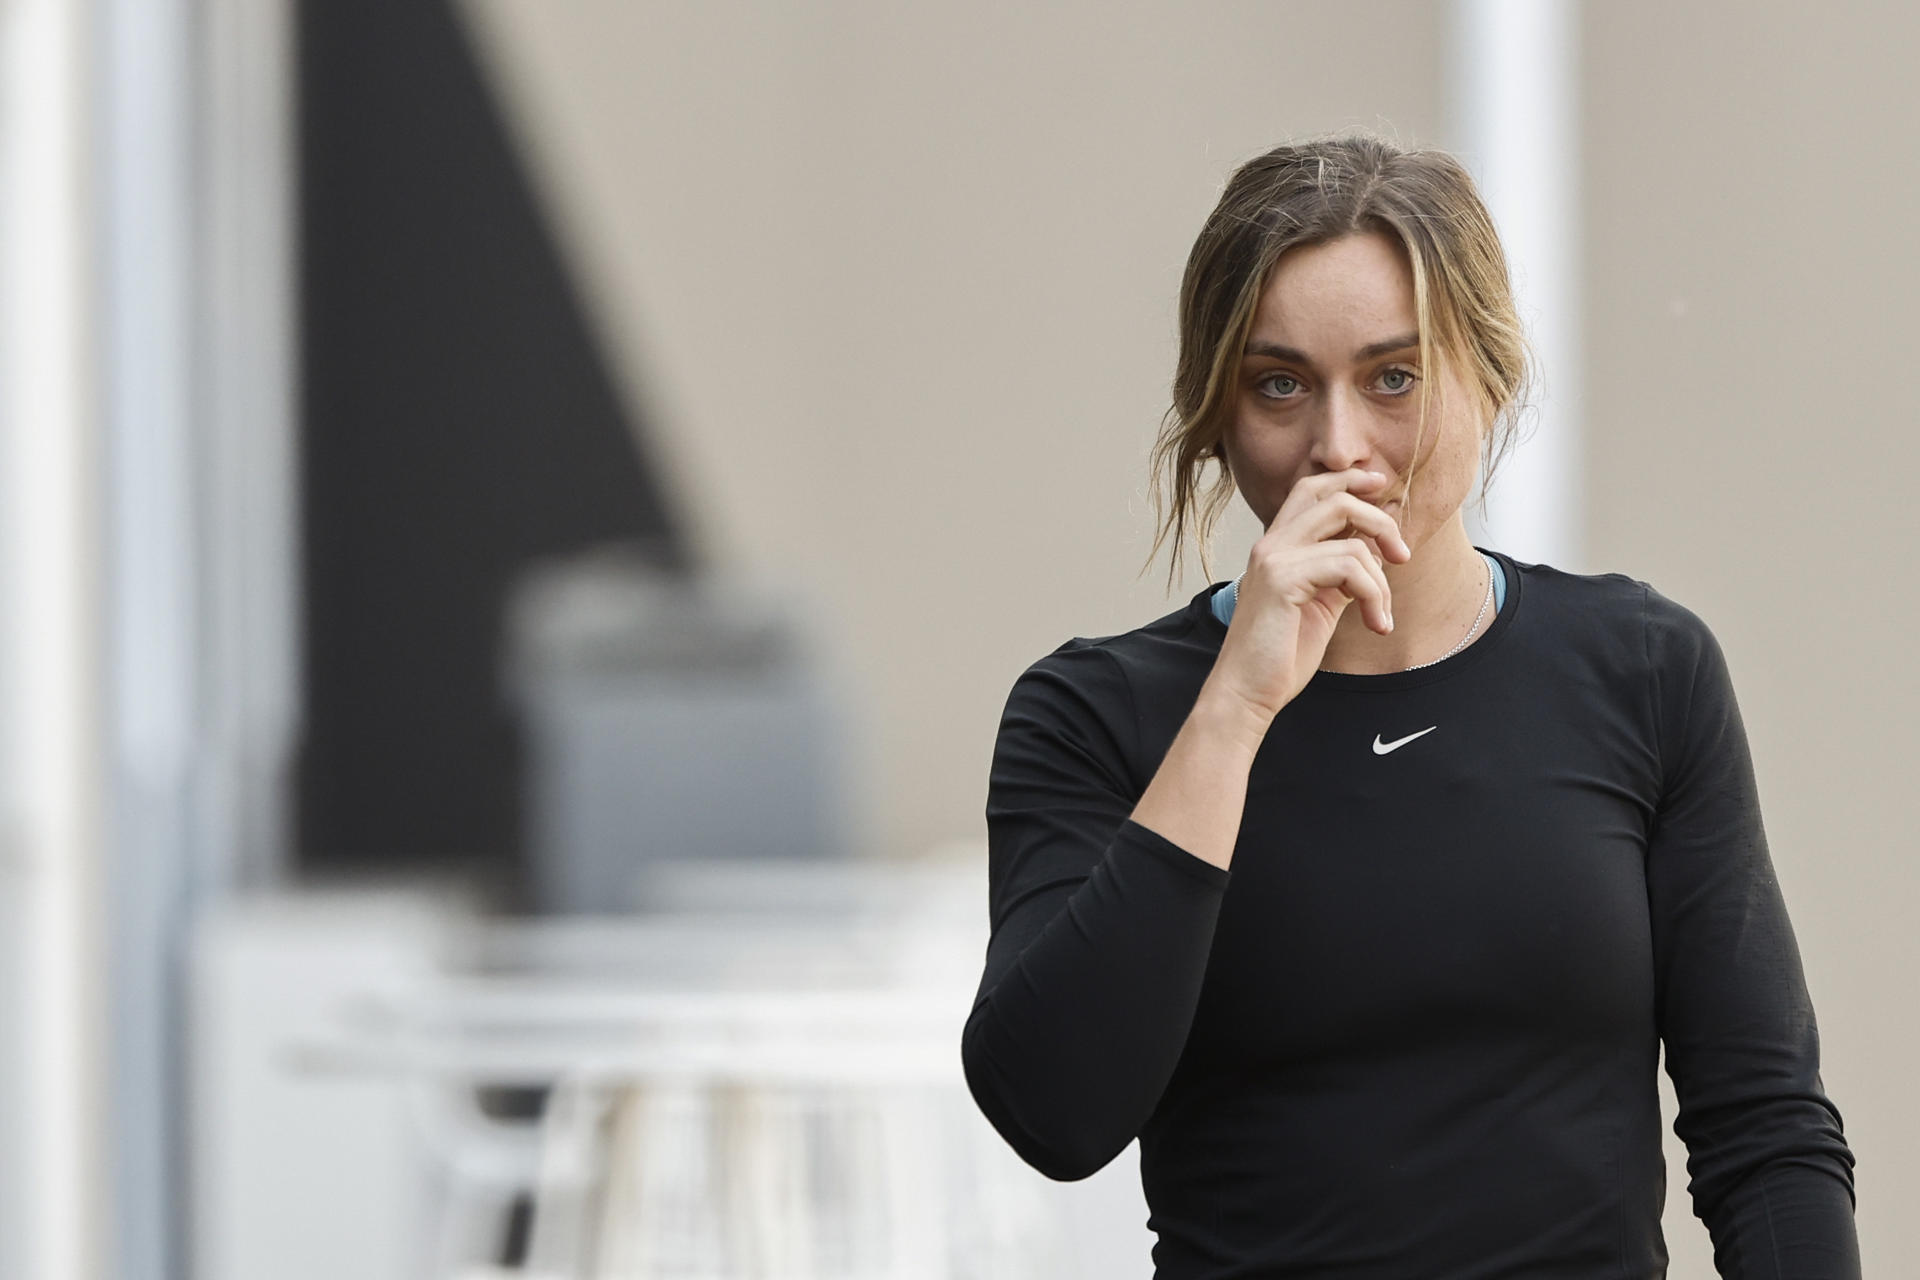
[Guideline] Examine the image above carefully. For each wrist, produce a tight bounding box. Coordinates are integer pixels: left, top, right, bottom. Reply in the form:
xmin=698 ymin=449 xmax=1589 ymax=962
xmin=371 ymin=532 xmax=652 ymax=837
xmin=1191 ymin=679 xmax=1279 ymax=758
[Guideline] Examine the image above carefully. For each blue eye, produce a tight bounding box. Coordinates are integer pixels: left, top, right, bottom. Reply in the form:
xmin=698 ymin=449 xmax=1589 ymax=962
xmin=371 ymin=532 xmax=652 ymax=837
xmin=1379 ymin=367 xmax=1418 ymax=394
xmin=1256 ymin=373 xmax=1301 ymax=399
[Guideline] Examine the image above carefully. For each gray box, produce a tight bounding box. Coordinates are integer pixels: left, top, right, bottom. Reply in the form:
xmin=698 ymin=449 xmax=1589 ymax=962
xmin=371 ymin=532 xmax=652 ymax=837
xmin=505 ymin=548 xmax=852 ymax=914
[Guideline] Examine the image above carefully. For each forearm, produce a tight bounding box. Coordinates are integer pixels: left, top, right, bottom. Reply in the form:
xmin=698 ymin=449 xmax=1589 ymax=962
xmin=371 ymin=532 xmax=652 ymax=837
xmin=1644 ymin=586 xmax=1860 ymax=1279
xmin=1706 ymin=1159 xmax=1859 ymax=1279
xmin=966 ymin=657 xmax=1258 ymax=1178
xmin=962 ymin=818 xmax=1228 ymax=1180
xmin=1127 ymin=677 xmax=1274 ymax=872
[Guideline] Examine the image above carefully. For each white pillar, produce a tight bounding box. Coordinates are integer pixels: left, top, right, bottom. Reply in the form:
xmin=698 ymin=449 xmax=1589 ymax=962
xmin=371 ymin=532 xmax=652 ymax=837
xmin=0 ymin=0 xmax=108 ymax=1276
xmin=102 ymin=0 xmax=198 ymax=1274
xmin=1449 ymin=0 xmax=1585 ymax=571
xmin=197 ymin=0 xmax=302 ymax=896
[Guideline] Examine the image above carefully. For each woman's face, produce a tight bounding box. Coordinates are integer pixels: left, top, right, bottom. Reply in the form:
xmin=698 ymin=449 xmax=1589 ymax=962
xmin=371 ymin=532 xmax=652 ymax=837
xmin=1219 ymin=230 xmax=1485 ymax=557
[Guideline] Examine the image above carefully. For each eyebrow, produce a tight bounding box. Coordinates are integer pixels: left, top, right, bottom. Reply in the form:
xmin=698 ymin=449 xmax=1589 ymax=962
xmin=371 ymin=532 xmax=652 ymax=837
xmin=1242 ymin=333 xmax=1420 ymax=367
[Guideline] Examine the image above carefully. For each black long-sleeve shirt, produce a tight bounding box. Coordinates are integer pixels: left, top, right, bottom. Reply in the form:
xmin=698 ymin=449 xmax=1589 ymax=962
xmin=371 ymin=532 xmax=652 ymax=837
xmin=962 ymin=548 xmax=1858 ymax=1278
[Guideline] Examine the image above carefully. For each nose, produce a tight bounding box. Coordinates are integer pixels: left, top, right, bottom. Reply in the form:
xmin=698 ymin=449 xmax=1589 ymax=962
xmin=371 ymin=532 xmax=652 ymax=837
xmin=1307 ymin=383 xmax=1373 ymax=475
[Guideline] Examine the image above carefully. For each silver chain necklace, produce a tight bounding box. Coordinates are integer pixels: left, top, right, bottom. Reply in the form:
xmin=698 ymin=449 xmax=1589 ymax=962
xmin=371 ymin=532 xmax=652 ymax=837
xmin=1368 ymin=556 xmax=1494 ymax=673
xmin=1225 ymin=554 xmax=1495 ymax=674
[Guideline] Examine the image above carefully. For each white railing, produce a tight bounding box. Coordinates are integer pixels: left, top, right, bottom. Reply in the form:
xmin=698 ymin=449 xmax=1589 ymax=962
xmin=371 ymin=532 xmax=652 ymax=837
xmin=278 ymin=858 xmax=1071 ymax=1280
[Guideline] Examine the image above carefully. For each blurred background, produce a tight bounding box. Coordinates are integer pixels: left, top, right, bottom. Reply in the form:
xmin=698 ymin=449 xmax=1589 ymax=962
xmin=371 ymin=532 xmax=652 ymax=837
xmin=0 ymin=0 xmax=1912 ymax=1277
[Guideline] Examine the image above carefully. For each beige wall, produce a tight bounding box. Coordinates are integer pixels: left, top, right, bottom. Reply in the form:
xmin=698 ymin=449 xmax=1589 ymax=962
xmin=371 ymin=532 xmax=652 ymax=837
xmin=461 ymin=0 xmax=1911 ymax=1268
xmin=458 ymin=0 xmax=1445 ymax=863
xmin=1582 ymin=2 xmax=1917 ymax=1271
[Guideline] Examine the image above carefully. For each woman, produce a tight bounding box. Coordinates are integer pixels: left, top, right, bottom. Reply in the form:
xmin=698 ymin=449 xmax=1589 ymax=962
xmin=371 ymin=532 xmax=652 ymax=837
xmin=961 ymin=134 xmax=1858 ymax=1278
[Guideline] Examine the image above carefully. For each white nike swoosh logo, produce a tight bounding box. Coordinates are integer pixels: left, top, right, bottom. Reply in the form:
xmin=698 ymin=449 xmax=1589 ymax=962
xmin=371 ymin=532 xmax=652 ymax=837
xmin=1373 ymin=726 xmax=1438 ymax=755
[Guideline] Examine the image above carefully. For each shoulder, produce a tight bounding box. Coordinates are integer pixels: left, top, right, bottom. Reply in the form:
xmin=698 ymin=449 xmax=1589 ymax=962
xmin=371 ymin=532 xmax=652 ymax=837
xmin=1638 ymin=578 xmax=1725 ymax=674
xmin=1503 ymin=550 xmax=1644 ymax=624
xmin=1494 ymin=553 xmax=1646 ymax=685
xmin=996 ymin=590 xmax=1219 ymax=757
xmin=1003 ymin=634 xmax=1131 ymax=717
xmin=1005 ymin=590 xmax=1215 ymax=702
xmin=1503 ymin=551 xmax=1718 ymax=660
xmin=996 ymin=626 xmax=1144 ymax=766
xmin=1507 ymin=554 xmax=1735 ymax=738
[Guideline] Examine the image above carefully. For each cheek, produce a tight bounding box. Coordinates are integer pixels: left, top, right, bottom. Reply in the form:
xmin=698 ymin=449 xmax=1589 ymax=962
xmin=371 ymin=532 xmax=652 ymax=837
xmin=1416 ymin=410 xmax=1484 ymax=475
xmin=1219 ymin=425 xmax=1266 ymax=477
xmin=1400 ymin=429 xmax=1481 ymax=515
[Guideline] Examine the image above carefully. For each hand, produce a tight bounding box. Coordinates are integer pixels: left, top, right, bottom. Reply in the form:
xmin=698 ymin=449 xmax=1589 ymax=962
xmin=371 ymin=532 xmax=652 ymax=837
xmin=1206 ymin=467 xmax=1413 ymax=723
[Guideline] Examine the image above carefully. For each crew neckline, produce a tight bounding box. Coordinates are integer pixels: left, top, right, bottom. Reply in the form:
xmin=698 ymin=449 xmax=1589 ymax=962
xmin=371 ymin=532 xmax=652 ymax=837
xmin=1190 ymin=545 xmax=1522 ymax=693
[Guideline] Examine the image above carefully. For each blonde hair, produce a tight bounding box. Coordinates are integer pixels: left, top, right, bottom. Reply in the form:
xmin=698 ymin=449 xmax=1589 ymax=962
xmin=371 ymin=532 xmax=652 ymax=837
xmin=1142 ymin=132 xmax=1536 ymax=591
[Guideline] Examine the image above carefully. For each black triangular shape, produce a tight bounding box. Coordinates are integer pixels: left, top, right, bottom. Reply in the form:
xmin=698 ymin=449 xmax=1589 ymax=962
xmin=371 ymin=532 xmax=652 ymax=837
xmin=295 ymin=0 xmax=689 ymax=902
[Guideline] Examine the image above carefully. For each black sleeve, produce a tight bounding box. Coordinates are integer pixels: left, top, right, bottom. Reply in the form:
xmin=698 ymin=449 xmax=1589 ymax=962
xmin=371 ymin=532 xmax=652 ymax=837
xmin=1643 ymin=586 xmax=1860 ymax=1278
xmin=960 ymin=642 xmax=1230 ymax=1181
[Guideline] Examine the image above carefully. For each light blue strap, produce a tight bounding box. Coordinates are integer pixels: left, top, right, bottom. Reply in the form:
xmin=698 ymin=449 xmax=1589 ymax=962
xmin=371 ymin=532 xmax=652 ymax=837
xmin=1212 ymin=552 xmax=1504 ymax=627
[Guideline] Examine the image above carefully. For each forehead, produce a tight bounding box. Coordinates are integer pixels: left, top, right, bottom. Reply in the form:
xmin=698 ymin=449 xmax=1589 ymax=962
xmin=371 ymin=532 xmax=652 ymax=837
xmin=1249 ymin=231 xmax=1416 ymax=348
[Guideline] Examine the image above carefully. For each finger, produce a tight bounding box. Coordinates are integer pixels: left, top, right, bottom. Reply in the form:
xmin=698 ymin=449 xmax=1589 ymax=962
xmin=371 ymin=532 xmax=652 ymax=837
xmin=1315 ymin=538 xmax=1392 ymax=633
xmin=1278 ymin=536 xmax=1390 ymax=633
xmin=1291 ymin=490 xmax=1410 ymax=563
xmin=1262 ymin=490 xmax=1406 ymax=577
xmin=1244 ymin=536 xmax=1394 ymax=635
xmin=1269 ymin=466 xmax=1390 ymax=534
xmin=1350 ymin=496 xmax=1412 ymax=563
